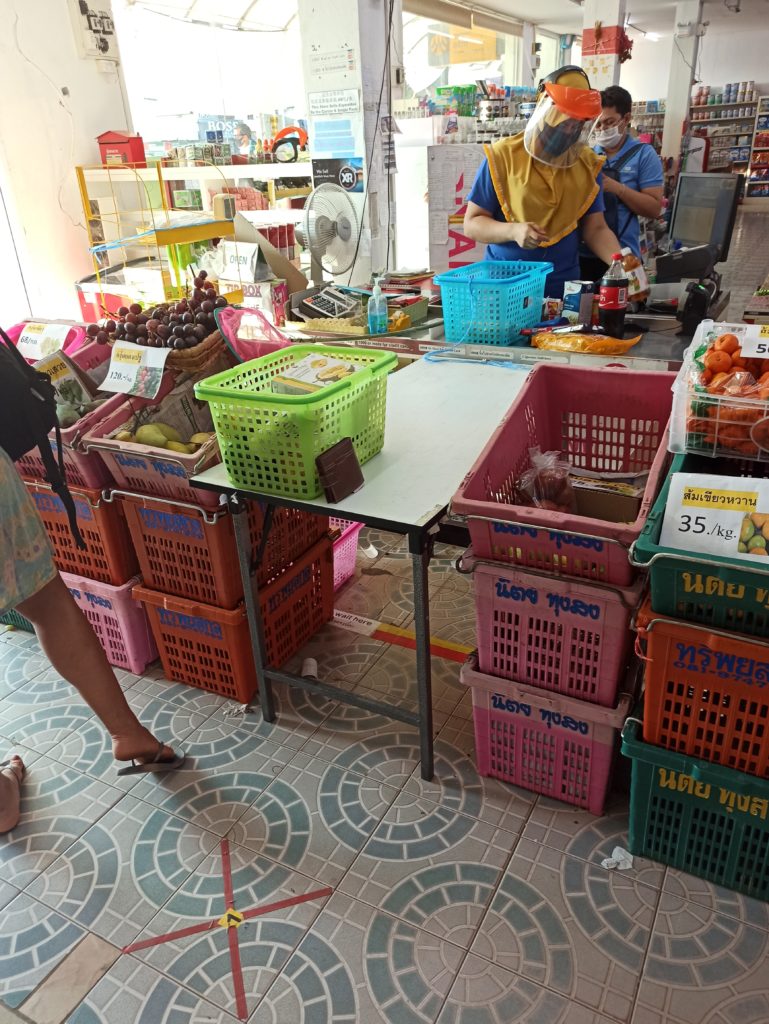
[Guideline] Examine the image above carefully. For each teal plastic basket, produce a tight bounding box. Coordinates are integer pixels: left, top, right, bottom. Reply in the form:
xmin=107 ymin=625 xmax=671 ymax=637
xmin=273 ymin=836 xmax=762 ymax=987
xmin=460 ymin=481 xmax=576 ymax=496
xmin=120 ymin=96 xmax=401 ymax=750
xmin=435 ymin=260 xmax=553 ymax=345
xmin=0 ymin=609 xmax=35 ymax=633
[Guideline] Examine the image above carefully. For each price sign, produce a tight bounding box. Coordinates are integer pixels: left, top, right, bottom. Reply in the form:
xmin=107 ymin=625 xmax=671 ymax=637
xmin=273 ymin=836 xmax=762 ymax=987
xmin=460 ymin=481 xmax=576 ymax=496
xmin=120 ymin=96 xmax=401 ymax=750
xmin=660 ymin=472 xmax=769 ymax=561
xmin=102 ymin=342 xmax=170 ymax=399
xmin=17 ymin=322 xmax=70 ymax=361
xmin=735 ymin=324 xmax=769 ymax=358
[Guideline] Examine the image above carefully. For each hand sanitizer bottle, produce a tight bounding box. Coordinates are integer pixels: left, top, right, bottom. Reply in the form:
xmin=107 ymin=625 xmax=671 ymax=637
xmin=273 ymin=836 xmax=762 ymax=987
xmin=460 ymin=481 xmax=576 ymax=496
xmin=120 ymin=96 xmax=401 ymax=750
xmin=367 ymin=278 xmax=388 ymax=335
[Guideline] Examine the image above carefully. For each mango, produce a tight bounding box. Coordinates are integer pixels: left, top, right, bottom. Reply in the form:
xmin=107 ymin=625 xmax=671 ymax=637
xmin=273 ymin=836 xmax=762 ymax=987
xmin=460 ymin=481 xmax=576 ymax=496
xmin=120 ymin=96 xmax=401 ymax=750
xmin=748 ymin=534 xmax=767 ymax=551
xmin=152 ymin=422 xmax=181 ymax=443
xmin=740 ymin=518 xmax=756 ymax=543
xmin=135 ymin=424 xmax=169 ymax=448
xmin=114 ymin=430 xmax=134 ymax=443
xmin=738 ymin=542 xmax=748 ymax=553
xmin=189 ymin=432 xmax=215 ymax=446
xmin=166 ymin=441 xmax=195 ymax=455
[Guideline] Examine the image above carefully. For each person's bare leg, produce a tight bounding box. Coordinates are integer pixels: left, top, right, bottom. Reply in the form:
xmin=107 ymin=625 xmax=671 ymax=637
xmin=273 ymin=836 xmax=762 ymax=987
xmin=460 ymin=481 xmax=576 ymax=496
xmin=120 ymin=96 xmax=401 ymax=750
xmin=17 ymin=576 xmax=176 ymax=765
xmin=0 ymin=754 xmax=24 ymax=833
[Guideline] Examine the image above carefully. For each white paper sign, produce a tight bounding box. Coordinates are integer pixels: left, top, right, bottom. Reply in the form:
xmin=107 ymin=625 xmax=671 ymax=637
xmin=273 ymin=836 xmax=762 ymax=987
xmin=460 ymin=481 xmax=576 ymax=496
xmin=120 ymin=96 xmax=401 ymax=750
xmin=308 ymin=89 xmax=360 ymax=116
xmin=660 ymin=472 xmax=769 ymax=562
xmin=17 ymin=322 xmax=70 ymax=360
xmin=102 ymin=342 xmax=170 ymax=399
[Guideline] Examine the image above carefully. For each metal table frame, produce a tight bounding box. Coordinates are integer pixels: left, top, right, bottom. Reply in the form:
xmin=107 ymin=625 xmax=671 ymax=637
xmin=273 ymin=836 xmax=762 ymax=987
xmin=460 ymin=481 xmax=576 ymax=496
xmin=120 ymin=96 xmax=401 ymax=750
xmin=193 ymin=358 xmax=532 ymax=782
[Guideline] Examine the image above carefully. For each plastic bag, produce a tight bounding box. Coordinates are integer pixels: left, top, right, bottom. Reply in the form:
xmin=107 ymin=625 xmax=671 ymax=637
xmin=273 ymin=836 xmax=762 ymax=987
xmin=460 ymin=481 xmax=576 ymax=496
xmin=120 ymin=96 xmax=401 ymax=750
xmin=531 ymin=331 xmax=642 ymax=355
xmin=215 ymin=306 xmax=292 ymax=363
xmin=518 ymin=447 xmax=577 ymax=513
xmin=691 ymin=326 xmax=769 ymax=400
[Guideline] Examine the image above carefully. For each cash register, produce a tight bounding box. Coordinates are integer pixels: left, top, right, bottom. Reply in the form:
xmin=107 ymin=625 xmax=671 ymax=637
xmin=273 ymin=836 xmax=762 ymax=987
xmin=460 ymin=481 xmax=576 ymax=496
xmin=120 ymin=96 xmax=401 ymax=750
xmin=640 ymin=172 xmax=742 ymax=335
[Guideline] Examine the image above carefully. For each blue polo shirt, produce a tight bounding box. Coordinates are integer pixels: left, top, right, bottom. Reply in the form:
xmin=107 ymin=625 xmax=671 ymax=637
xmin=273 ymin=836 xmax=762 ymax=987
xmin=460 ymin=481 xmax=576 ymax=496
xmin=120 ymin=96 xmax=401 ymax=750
xmin=466 ymin=159 xmax=605 ymax=298
xmin=595 ymin=136 xmax=663 ymax=257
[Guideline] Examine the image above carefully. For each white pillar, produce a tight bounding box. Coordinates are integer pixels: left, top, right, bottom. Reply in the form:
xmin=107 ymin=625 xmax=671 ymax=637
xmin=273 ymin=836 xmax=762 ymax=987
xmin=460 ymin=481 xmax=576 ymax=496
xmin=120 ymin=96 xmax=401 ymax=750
xmin=298 ymin=0 xmax=400 ymax=282
xmin=0 ymin=0 xmax=130 ymax=322
xmin=661 ymin=0 xmax=703 ymax=163
xmin=581 ymin=0 xmax=627 ymax=90
xmin=522 ymin=23 xmax=537 ymax=89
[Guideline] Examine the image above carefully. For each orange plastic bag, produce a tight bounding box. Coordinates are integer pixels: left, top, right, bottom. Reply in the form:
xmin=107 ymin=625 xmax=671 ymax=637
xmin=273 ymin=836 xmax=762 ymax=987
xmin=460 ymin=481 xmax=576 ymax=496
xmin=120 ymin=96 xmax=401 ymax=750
xmin=531 ymin=331 xmax=642 ymax=355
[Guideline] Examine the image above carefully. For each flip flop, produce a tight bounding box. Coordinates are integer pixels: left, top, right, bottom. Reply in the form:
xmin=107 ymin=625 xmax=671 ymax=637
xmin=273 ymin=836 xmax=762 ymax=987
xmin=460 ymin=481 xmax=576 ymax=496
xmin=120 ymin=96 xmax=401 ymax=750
xmin=0 ymin=757 xmax=25 ymax=790
xmin=116 ymin=741 xmax=186 ymax=777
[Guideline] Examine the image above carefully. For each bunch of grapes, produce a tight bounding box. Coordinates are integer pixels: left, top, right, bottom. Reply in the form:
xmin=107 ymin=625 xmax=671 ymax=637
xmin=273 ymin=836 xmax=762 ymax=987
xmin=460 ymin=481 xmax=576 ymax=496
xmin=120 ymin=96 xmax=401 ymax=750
xmin=86 ymin=272 xmax=229 ymax=350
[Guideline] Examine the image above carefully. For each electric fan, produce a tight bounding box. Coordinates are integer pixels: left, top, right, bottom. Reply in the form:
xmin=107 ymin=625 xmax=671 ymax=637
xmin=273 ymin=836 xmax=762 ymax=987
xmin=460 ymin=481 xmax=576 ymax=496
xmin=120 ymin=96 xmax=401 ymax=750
xmin=296 ymin=183 xmax=360 ymax=283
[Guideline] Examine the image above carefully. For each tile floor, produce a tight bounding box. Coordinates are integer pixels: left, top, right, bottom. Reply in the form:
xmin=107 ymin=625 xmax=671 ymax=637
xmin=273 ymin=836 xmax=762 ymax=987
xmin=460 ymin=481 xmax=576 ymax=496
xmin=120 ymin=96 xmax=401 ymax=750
xmin=2 ymin=525 xmax=769 ymax=1024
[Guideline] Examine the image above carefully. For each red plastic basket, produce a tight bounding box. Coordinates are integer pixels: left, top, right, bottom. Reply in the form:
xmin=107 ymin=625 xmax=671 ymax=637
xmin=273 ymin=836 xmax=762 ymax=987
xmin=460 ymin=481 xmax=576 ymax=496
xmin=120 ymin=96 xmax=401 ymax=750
xmin=451 ymin=365 xmax=674 ymax=585
xmin=637 ymin=600 xmax=769 ymax=777
xmin=134 ymin=536 xmax=334 ymax=703
xmin=60 ymin=571 xmax=157 ymax=674
xmin=330 ymin=517 xmax=363 ymax=591
xmin=15 ymin=341 xmax=125 ymax=488
xmin=461 ymin=551 xmax=642 ymax=706
xmin=26 ymin=481 xmax=139 ymax=585
xmin=460 ymin=653 xmax=631 ymax=814
xmin=119 ymin=491 xmax=328 ymax=607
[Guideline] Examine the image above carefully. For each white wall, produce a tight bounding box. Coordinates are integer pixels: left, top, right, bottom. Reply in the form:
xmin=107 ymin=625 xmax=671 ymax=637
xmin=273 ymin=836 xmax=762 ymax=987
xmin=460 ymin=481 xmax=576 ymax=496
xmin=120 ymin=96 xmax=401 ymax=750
xmin=0 ymin=0 xmax=130 ymax=321
xmin=620 ymin=26 xmax=768 ymax=102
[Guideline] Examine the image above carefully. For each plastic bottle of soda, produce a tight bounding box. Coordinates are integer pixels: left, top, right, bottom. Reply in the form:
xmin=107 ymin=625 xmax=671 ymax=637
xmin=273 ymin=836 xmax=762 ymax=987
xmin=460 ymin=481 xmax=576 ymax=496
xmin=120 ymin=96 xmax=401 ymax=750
xmin=599 ymin=254 xmax=628 ymax=338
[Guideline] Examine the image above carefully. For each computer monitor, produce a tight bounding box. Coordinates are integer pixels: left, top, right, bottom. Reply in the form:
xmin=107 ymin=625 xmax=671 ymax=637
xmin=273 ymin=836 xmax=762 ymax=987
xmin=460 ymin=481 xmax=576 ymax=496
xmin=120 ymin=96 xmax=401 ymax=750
xmin=668 ymin=172 xmax=741 ymax=261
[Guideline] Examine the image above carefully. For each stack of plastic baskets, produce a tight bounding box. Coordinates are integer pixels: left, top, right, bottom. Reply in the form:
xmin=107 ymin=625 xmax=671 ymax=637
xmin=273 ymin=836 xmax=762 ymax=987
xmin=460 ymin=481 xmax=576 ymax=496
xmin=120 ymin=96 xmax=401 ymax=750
xmin=452 ymin=364 xmax=675 ymax=813
xmin=330 ymin=517 xmax=364 ymax=591
xmin=625 ymin=450 xmax=769 ymax=897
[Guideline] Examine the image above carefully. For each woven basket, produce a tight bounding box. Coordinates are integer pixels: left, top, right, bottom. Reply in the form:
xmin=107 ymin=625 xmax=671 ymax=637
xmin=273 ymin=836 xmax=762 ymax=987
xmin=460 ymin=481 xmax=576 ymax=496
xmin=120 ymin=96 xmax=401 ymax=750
xmin=166 ymin=329 xmax=225 ymax=371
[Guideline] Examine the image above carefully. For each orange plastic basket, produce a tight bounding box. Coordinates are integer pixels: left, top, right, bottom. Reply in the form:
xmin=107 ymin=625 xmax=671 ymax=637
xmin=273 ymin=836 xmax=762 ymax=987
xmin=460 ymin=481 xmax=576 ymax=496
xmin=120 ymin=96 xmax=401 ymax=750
xmin=134 ymin=536 xmax=333 ymax=703
xmin=26 ymin=482 xmax=138 ymax=586
xmin=638 ymin=599 xmax=769 ymax=777
xmin=119 ymin=492 xmax=328 ymax=608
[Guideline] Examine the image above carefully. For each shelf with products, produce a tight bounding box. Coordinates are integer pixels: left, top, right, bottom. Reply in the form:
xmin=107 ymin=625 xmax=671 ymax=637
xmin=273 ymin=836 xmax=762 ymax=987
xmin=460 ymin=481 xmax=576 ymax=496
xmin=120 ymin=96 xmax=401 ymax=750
xmin=690 ymin=101 xmax=758 ymax=111
xmin=744 ymin=97 xmax=769 ymax=205
xmin=689 ymin=117 xmax=756 ymax=126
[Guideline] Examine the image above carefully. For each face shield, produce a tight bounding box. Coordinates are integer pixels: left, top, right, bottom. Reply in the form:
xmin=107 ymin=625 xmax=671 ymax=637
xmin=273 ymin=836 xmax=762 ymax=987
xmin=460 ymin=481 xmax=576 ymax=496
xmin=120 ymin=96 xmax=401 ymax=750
xmin=524 ymin=82 xmax=602 ymax=167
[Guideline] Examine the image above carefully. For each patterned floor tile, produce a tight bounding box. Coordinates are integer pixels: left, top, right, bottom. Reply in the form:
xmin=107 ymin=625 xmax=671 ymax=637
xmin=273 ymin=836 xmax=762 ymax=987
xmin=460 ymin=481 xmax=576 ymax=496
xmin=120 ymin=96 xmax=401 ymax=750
xmin=521 ymin=795 xmax=666 ymax=891
xmin=403 ymin=734 xmax=535 ymax=830
xmin=0 ymin=700 xmax=95 ymax=758
xmin=0 ymin=891 xmax=87 ymax=1009
xmin=0 ymin=626 xmax=40 ymax=650
xmin=130 ymin=671 xmax=230 ymax=717
xmin=0 ymin=664 xmax=138 ymax=711
xmin=340 ymin=787 xmax=518 ymax=948
xmin=249 ymin=891 xmax=464 ymax=1024
xmin=663 ymin=869 xmax=769 ymax=933
xmin=0 ymin=641 xmax=47 ymax=699
xmin=436 ymin=953 xmax=620 ymax=1024
xmin=66 ymin=956 xmax=239 ymax=1024
xmin=333 ymin=559 xmax=421 ymax=626
xmin=472 ymin=837 xmax=658 ymax=1022
xmin=632 ymin=893 xmax=769 ymax=1024
xmin=129 ymin=729 xmax=292 ymax=836
xmin=26 ymin=793 xmax=220 ymax=946
xmin=133 ymin=839 xmax=330 ymax=1020
xmin=401 ymin=584 xmax=477 ymax=648
xmin=0 ymin=755 xmax=122 ymax=887
xmin=283 ymin=623 xmax=388 ymax=689
xmin=231 ymin=751 xmax=400 ymax=885
xmin=353 ymin=644 xmax=465 ymax=722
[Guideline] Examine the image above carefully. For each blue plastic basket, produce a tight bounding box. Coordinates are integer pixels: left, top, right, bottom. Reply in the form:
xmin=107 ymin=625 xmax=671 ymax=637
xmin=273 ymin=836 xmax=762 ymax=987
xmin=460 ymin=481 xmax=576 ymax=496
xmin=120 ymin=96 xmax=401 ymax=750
xmin=435 ymin=260 xmax=553 ymax=346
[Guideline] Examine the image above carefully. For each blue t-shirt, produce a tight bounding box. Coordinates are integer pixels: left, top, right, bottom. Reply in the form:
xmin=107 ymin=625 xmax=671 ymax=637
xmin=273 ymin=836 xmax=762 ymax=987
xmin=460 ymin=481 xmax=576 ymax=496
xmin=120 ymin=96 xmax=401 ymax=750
xmin=466 ymin=159 xmax=605 ymax=298
xmin=595 ymin=136 xmax=663 ymax=257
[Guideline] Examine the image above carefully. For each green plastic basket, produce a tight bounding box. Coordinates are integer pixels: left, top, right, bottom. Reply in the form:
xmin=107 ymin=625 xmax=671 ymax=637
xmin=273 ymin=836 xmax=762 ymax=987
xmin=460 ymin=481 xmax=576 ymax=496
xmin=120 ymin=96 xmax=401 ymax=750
xmin=631 ymin=453 xmax=769 ymax=636
xmin=0 ymin=609 xmax=35 ymax=633
xmin=195 ymin=344 xmax=397 ymax=499
xmin=622 ymin=717 xmax=769 ymax=900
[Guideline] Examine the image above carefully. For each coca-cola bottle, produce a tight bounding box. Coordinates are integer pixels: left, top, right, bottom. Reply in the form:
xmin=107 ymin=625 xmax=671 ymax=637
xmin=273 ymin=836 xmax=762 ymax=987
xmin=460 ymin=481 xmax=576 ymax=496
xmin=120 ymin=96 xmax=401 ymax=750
xmin=599 ymin=254 xmax=629 ymax=338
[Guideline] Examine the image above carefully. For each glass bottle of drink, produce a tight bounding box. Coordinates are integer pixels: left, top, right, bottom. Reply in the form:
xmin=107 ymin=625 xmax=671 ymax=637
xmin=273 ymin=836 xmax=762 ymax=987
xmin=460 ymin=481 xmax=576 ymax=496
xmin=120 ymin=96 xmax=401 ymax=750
xmin=599 ymin=254 xmax=629 ymax=338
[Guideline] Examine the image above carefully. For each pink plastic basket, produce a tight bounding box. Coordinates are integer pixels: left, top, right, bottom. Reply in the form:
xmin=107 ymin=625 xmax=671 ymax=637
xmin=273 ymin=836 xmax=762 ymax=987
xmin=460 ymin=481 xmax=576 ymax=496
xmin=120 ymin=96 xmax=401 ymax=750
xmin=460 ymin=653 xmax=631 ymax=814
xmin=60 ymin=571 xmax=157 ymax=674
xmin=215 ymin=306 xmax=292 ymax=363
xmin=451 ymin=365 xmax=675 ymax=585
xmin=330 ymin=517 xmax=363 ymax=591
xmin=15 ymin=342 xmax=123 ymax=488
xmin=461 ymin=551 xmax=642 ymax=706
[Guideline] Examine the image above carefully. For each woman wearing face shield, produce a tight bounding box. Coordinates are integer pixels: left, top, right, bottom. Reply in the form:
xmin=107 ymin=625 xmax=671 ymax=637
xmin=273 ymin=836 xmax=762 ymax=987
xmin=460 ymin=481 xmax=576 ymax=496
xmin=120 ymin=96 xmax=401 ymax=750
xmin=463 ymin=66 xmax=622 ymax=299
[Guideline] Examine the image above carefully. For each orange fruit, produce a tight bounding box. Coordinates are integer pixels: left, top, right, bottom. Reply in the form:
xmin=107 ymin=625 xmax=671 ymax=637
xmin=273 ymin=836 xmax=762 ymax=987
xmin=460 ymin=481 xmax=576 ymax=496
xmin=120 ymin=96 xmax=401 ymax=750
xmin=700 ymin=369 xmax=713 ymax=384
xmin=704 ymin=349 xmax=732 ymax=374
xmin=715 ymin=333 xmax=740 ymax=354
xmin=707 ymin=372 xmax=730 ymax=393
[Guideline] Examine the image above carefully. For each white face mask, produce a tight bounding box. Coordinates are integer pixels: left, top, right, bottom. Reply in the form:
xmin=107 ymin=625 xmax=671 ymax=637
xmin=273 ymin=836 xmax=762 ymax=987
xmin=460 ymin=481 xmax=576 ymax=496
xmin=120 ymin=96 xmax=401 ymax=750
xmin=594 ymin=124 xmax=624 ymax=148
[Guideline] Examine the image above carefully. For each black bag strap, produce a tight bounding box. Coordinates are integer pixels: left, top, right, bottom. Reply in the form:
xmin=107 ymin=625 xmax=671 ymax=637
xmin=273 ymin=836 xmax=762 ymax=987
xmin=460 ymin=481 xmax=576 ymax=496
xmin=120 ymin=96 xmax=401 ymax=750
xmin=604 ymin=143 xmax=645 ymax=245
xmin=0 ymin=327 xmax=86 ymax=550
xmin=605 ymin=142 xmax=644 ymax=175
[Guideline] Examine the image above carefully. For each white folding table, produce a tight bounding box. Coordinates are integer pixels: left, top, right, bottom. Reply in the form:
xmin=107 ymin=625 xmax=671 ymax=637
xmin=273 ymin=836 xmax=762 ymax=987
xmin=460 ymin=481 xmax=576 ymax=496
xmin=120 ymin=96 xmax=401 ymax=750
xmin=192 ymin=356 xmax=529 ymax=779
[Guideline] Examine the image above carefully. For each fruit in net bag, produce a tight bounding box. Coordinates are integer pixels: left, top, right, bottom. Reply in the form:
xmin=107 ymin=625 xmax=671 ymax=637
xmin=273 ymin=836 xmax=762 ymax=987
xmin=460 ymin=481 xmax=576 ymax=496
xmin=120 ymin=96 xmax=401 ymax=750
xmin=517 ymin=448 xmax=577 ymax=513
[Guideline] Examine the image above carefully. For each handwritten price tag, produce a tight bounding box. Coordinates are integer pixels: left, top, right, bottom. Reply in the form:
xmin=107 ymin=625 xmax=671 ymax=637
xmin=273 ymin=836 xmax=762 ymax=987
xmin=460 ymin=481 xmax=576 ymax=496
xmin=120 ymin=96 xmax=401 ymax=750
xmin=736 ymin=324 xmax=769 ymax=358
xmin=102 ymin=342 xmax=170 ymax=399
xmin=18 ymin=322 xmax=70 ymax=361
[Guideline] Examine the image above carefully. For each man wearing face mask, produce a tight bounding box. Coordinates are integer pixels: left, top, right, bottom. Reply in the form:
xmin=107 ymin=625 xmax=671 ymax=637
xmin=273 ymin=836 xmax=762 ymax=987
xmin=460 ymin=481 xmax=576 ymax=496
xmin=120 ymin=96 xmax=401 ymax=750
xmin=463 ymin=66 xmax=621 ymax=299
xmin=580 ymin=85 xmax=664 ymax=281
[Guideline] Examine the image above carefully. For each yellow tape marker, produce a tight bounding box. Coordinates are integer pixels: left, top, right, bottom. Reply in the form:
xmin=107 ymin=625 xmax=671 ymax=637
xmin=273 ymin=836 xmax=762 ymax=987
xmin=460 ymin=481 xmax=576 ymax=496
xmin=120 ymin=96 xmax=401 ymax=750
xmin=218 ymin=909 xmax=244 ymax=929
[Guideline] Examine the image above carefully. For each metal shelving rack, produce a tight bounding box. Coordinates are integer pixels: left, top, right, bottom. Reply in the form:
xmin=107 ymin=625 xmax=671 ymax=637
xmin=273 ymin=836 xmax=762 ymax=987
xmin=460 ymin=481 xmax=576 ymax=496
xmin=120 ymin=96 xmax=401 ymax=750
xmin=745 ymin=96 xmax=769 ymax=206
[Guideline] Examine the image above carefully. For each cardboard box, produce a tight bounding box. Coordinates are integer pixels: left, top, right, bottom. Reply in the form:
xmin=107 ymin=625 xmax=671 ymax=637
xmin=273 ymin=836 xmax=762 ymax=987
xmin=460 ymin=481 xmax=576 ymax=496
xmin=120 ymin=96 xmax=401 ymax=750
xmin=572 ymin=476 xmax=645 ymax=524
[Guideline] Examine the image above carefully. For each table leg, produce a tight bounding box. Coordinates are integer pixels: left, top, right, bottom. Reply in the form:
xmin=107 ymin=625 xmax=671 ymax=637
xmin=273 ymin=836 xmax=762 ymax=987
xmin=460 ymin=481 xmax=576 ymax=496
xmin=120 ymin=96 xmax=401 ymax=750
xmin=229 ymin=496 xmax=275 ymax=723
xmin=411 ymin=534 xmax=434 ymax=781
